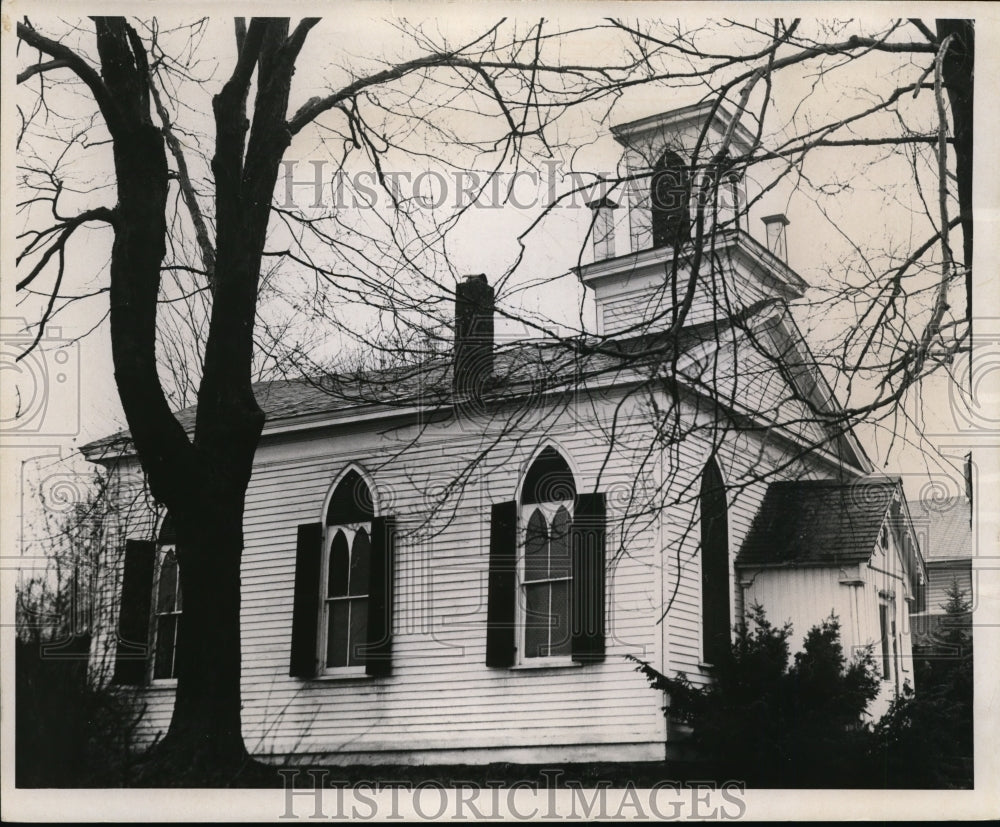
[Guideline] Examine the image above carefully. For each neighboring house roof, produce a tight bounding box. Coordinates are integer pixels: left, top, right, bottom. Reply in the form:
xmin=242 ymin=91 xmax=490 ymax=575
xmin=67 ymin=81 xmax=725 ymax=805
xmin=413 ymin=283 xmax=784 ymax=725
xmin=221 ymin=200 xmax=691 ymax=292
xmin=736 ymin=479 xmax=902 ymax=567
xmin=906 ymin=496 xmax=973 ymax=560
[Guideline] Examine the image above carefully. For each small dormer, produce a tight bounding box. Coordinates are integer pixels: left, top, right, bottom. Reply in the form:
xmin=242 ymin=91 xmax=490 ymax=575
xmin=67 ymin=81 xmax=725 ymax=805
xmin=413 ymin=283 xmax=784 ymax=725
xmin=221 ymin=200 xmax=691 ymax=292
xmin=577 ymin=100 xmax=808 ymax=338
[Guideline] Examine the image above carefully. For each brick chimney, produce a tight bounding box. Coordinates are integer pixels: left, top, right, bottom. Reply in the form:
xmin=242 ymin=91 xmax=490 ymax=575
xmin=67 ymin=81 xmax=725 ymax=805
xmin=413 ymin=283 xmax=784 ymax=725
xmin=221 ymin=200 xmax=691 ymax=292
xmin=453 ymin=274 xmax=495 ymax=398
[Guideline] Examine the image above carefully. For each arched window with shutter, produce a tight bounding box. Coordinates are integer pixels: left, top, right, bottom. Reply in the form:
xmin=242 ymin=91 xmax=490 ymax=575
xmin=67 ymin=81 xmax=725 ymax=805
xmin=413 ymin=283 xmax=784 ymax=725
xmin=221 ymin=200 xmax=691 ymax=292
xmin=519 ymin=447 xmax=576 ymax=660
xmin=700 ymin=457 xmax=731 ymax=665
xmin=289 ymin=467 xmax=395 ymax=679
xmin=484 ymin=445 xmax=606 ymax=667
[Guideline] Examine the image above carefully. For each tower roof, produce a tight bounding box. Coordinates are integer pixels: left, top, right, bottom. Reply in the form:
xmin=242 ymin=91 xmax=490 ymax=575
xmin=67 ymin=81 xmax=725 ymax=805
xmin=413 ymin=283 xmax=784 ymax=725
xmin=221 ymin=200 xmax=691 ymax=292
xmin=611 ymin=100 xmax=759 ymax=159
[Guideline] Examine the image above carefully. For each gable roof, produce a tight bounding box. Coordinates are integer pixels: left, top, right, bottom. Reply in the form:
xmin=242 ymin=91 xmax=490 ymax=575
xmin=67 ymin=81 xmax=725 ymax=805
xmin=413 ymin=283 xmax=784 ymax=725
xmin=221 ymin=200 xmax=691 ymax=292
xmin=80 ymin=312 xmax=736 ymax=461
xmin=736 ymin=479 xmax=901 ymax=567
xmin=79 ymin=299 xmax=872 ymax=477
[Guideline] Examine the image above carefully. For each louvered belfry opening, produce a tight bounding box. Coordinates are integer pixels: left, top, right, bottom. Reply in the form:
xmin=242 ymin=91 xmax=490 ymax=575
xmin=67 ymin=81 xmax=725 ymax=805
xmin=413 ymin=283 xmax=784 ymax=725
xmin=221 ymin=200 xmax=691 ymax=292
xmin=650 ymin=150 xmax=690 ymax=249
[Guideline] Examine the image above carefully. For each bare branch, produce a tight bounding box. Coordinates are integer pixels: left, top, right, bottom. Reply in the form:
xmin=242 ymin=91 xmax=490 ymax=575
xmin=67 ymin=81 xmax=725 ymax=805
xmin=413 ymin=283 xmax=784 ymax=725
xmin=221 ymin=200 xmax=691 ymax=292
xmin=16 ymin=21 xmax=119 ymax=126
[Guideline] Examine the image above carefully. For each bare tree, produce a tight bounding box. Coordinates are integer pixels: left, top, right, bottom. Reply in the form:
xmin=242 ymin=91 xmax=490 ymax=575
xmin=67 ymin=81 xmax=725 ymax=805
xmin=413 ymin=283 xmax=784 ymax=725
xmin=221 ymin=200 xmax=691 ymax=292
xmin=15 ymin=14 xmax=972 ymax=781
xmin=15 ymin=14 xmax=620 ymax=780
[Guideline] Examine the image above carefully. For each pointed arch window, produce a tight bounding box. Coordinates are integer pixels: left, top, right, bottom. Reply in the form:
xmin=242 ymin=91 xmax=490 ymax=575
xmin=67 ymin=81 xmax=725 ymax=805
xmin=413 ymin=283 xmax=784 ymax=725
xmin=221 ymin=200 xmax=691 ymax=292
xmin=322 ymin=470 xmax=374 ymax=670
xmin=650 ymin=150 xmax=690 ymax=249
xmin=700 ymin=458 xmax=731 ymax=665
xmin=486 ymin=446 xmax=606 ymax=667
xmin=290 ymin=468 xmax=395 ymax=679
xmin=519 ymin=447 xmax=576 ymax=660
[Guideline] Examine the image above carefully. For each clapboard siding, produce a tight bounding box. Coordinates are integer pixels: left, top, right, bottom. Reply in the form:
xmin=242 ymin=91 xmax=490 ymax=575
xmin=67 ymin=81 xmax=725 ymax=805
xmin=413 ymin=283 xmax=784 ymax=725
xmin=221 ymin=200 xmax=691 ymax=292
xmin=197 ymin=394 xmax=664 ymax=760
xmin=658 ymin=417 xmax=844 ymax=689
xmin=739 ymin=526 xmax=916 ymax=720
xmin=92 ymin=348 xmax=866 ymax=761
xmin=924 ymin=561 xmax=973 ymax=612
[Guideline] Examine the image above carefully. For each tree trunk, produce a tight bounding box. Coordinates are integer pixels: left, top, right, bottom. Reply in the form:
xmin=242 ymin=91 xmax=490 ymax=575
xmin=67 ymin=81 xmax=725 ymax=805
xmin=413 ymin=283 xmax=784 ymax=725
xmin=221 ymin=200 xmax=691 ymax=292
xmin=935 ymin=20 xmax=974 ymax=319
xmin=144 ymin=491 xmax=253 ymax=784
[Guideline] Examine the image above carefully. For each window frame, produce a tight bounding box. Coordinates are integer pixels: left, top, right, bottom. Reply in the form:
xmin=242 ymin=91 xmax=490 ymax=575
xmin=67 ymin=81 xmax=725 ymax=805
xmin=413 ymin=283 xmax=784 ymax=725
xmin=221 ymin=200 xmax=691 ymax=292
xmin=878 ymin=596 xmax=900 ymax=689
xmin=149 ymin=542 xmax=182 ymax=684
xmin=517 ymin=498 xmax=575 ymax=667
xmin=650 ymin=149 xmax=691 ymax=250
xmin=319 ymin=520 xmax=373 ymax=677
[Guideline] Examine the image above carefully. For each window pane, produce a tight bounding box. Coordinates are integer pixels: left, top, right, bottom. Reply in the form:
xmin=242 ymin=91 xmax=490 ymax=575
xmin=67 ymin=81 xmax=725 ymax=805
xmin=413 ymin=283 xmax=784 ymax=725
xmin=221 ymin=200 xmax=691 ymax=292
xmin=521 ymin=447 xmax=576 ymax=504
xmin=326 ymin=601 xmax=349 ymax=668
xmin=524 ymin=583 xmax=549 ymax=658
xmin=348 ymin=598 xmax=368 ymax=667
xmin=549 ymin=581 xmax=572 ymax=656
xmin=524 ymin=510 xmax=548 ymax=582
xmin=175 ymin=566 xmax=183 ymax=612
xmin=349 ymin=528 xmax=370 ymax=597
xmin=154 ymin=615 xmax=177 ymax=680
xmin=328 ymin=530 xmax=349 ymax=598
xmin=157 ymin=552 xmax=178 ymax=613
xmin=549 ymin=507 xmax=571 ymax=579
xmin=327 ymin=470 xmax=374 ymax=524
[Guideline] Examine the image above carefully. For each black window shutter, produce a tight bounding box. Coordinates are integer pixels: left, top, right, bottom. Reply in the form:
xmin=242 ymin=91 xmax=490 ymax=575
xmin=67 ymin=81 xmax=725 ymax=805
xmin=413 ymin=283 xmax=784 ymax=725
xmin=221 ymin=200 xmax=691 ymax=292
xmin=289 ymin=522 xmax=323 ymax=679
xmin=365 ymin=516 xmax=395 ymax=677
xmin=571 ymin=492 xmax=606 ymax=663
xmin=486 ymin=500 xmax=517 ymax=667
xmin=113 ymin=539 xmax=156 ymax=685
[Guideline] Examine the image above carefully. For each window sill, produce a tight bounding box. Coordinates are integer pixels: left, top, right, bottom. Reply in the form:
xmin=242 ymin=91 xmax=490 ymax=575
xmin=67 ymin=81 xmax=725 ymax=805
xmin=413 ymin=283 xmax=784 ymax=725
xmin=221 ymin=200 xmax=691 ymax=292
xmin=149 ymin=678 xmax=177 ymax=688
xmin=511 ymin=657 xmax=581 ymax=671
xmin=313 ymin=667 xmax=371 ymax=681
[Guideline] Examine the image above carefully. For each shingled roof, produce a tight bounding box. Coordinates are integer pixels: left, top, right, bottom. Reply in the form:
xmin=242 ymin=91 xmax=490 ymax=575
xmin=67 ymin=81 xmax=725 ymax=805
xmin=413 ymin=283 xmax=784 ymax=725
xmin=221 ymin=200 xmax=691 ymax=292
xmin=736 ymin=478 xmax=902 ymax=567
xmin=80 ymin=316 xmax=732 ymax=460
xmin=906 ymin=496 xmax=972 ymax=560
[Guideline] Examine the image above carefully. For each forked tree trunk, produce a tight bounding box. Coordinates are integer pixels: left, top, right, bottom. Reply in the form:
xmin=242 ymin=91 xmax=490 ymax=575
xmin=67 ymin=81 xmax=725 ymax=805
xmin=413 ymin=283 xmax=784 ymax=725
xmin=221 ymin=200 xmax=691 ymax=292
xmin=79 ymin=17 xmax=273 ymax=783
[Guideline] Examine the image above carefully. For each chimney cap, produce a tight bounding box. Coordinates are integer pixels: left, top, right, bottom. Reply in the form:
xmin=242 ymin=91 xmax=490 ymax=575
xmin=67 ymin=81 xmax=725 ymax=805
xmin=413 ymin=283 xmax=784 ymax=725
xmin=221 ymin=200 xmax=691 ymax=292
xmin=463 ymin=273 xmax=489 ymax=284
xmin=585 ymin=196 xmax=619 ymax=210
xmin=761 ymin=213 xmax=790 ymax=226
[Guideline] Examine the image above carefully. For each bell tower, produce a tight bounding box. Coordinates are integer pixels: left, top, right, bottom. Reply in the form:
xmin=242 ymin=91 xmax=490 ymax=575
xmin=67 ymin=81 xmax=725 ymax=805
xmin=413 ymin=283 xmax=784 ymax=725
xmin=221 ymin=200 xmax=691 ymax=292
xmin=578 ymin=100 xmax=807 ymax=337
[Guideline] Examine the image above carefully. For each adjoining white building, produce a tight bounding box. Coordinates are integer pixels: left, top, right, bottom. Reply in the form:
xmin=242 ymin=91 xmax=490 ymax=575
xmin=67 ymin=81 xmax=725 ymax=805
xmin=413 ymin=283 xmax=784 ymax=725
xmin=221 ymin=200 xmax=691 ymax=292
xmin=83 ymin=102 xmax=925 ymax=765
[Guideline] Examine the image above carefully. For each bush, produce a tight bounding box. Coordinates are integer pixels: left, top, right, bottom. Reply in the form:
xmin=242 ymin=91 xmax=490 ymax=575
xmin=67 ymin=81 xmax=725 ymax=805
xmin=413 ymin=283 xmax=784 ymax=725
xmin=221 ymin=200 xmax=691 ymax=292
xmin=631 ymin=606 xmax=880 ymax=787
xmin=867 ymin=580 xmax=973 ymax=788
xmin=15 ymin=634 xmax=148 ymax=787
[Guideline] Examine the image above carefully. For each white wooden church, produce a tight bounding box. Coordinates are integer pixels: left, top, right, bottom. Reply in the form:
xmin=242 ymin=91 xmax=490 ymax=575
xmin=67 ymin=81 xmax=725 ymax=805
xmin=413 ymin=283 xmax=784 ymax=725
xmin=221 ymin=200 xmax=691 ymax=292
xmin=84 ymin=101 xmax=926 ymax=766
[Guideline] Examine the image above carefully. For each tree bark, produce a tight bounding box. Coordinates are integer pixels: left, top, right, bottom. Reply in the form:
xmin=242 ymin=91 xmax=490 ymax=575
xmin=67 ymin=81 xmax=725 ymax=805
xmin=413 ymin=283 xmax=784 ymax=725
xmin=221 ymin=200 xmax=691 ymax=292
xmin=89 ymin=17 xmax=263 ymax=782
xmin=935 ymin=20 xmax=974 ymax=319
xmin=150 ymin=495 xmax=251 ymax=782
